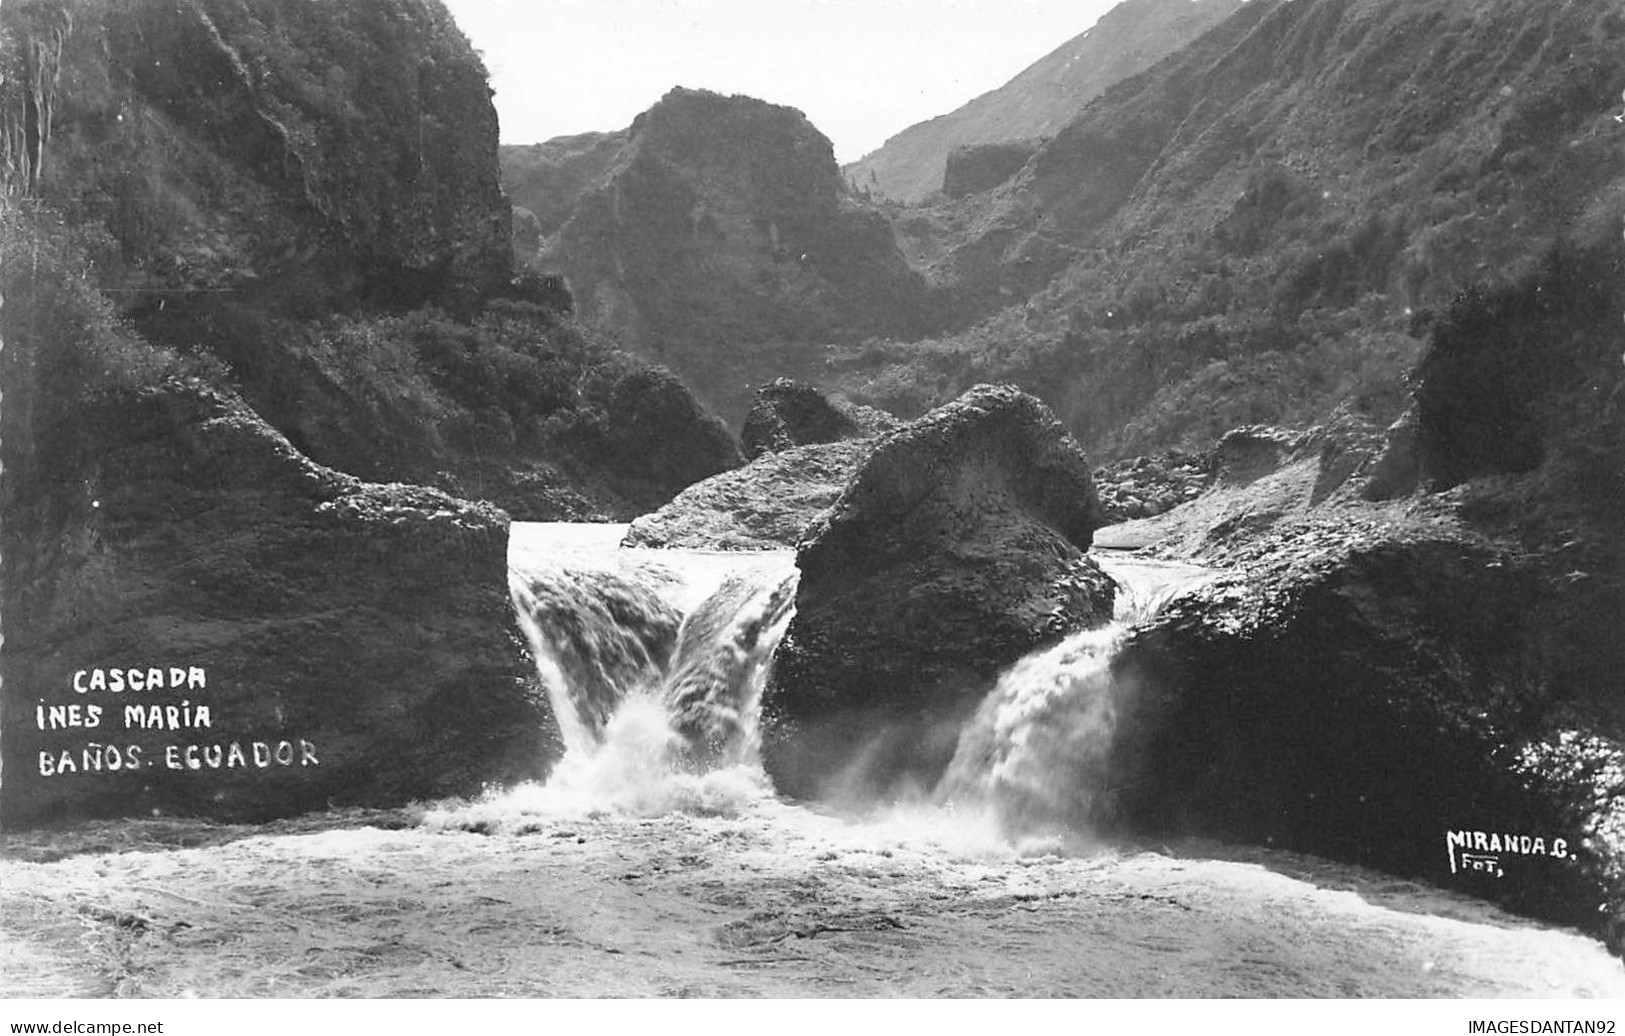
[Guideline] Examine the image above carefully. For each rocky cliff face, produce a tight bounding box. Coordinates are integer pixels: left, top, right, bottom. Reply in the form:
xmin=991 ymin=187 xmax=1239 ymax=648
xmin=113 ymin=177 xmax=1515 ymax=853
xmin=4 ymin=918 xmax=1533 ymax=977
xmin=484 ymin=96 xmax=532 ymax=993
xmin=843 ymin=0 xmax=1245 ymax=203
xmin=543 ymin=88 xmax=938 ymax=426
xmin=0 ymin=203 xmax=554 ymax=826
xmin=11 ymin=0 xmax=512 ymax=309
xmin=1 ymin=0 xmax=738 ymax=521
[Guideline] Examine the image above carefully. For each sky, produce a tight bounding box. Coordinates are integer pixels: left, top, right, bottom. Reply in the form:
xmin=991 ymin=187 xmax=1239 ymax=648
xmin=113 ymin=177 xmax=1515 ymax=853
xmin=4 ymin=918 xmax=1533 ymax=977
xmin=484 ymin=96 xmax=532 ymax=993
xmin=438 ymin=0 xmax=1125 ymax=163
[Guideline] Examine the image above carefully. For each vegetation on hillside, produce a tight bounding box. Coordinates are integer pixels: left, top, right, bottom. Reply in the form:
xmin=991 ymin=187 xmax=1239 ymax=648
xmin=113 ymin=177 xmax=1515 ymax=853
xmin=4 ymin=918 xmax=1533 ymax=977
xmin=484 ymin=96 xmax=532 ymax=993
xmin=1416 ymin=239 xmax=1625 ymax=493
xmin=818 ymin=0 xmax=1625 ymax=462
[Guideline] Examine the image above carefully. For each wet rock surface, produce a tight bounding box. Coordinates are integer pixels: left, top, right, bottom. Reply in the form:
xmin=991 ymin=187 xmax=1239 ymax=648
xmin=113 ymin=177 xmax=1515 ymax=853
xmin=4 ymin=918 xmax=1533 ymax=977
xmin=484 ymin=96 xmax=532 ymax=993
xmin=763 ymin=384 xmax=1114 ymax=800
xmin=1105 ymin=518 xmax=1625 ymax=945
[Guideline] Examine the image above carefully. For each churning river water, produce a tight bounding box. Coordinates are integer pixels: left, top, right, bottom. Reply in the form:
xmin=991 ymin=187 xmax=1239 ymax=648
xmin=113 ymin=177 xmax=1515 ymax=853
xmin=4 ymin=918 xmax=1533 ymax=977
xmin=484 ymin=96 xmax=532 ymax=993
xmin=413 ymin=522 xmax=1625 ymax=995
xmin=4 ymin=522 xmax=1621 ymax=997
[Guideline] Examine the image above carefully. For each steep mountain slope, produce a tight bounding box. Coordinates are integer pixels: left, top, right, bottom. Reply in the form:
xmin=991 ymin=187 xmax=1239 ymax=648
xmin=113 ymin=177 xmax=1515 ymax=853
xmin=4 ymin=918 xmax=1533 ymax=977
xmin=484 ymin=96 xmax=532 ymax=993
xmin=4 ymin=0 xmax=737 ymax=518
xmin=828 ymin=0 xmax=1625 ymax=460
xmin=843 ymin=0 xmax=1245 ymax=203
xmin=543 ymin=87 xmax=939 ymax=426
xmin=502 ymin=129 xmax=629 ymax=244
xmin=0 ymin=0 xmax=566 ymax=827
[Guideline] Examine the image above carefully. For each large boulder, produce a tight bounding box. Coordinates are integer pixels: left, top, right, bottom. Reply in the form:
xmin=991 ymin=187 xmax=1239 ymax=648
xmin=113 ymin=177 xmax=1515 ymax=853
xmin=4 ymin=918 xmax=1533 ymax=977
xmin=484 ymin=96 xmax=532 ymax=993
xmin=552 ymin=365 xmax=744 ymax=516
xmin=762 ymin=384 xmax=1114 ymax=800
xmin=740 ymin=378 xmax=899 ymax=460
xmin=1100 ymin=516 xmax=1625 ymax=947
xmin=623 ymin=440 xmax=871 ymax=551
xmin=1 ymin=378 xmax=552 ymax=827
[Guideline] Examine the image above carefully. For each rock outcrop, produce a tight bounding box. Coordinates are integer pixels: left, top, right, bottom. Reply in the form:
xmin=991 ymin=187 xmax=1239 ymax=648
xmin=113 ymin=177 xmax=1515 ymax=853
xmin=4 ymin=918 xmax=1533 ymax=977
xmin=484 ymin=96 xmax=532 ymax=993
xmin=544 ymin=87 xmax=938 ymax=426
xmin=550 ymin=363 xmax=744 ymax=515
xmin=622 ymin=440 xmax=871 ymax=551
xmin=762 ymin=385 xmax=1113 ymax=800
xmin=0 ymin=0 xmax=612 ymax=827
xmin=1083 ymin=236 xmax=1625 ymax=949
xmin=12 ymin=0 xmax=513 ymax=309
xmin=1209 ymin=426 xmax=1312 ymax=485
xmin=740 ymin=378 xmax=899 ymax=460
xmin=1 ymin=195 xmax=556 ymax=829
xmin=0 ymin=374 xmax=553 ymax=827
xmin=624 ymin=379 xmax=899 ymax=549
xmin=1104 ymin=519 xmax=1625 ymax=944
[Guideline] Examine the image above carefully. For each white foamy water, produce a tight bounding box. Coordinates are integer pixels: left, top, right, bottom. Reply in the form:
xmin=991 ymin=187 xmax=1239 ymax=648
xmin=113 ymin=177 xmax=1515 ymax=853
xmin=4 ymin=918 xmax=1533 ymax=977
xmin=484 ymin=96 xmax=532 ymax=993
xmin=430 ymin=523 xmax=796 ymax=832
xmin=934 ymin=553 xmax=1215 ymax=844
xmin=436 ymin=525 xmax=1211 ymax=851
xmin=391 ymin=524 xmax=1625 ymax=989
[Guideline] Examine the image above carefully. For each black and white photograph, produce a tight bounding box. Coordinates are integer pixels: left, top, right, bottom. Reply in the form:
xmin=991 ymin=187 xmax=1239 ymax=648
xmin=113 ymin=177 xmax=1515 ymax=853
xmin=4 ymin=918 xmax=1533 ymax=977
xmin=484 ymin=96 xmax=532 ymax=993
xmin=3 ymin=0 xmax=1625 ymax=1013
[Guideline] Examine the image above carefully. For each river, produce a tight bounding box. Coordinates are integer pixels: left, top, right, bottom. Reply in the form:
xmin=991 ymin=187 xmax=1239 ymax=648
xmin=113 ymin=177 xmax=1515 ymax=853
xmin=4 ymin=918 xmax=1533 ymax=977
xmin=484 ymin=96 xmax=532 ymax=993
xmin=0 ymin=522 xmax=1620 ymax=997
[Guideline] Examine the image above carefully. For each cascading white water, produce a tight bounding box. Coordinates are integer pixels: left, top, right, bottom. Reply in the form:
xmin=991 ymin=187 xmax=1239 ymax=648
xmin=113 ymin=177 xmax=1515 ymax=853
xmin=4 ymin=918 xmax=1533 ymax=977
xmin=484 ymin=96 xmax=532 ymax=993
xmin=932 ymin=554 xmax=1215 ymax=845
xmin=431 ymin=523 xmax=798 ymax=829
xmin=432 ymin=524 xmax=1208 ymax=845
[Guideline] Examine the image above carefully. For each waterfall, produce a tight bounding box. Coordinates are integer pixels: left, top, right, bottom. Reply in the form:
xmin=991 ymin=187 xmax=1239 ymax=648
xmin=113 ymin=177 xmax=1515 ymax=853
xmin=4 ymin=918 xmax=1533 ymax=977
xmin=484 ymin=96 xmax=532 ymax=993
xmin=477 ymin=523 xmax=798 ymax=825
xmin=932 ymin=555 xmax=1214 ymax=844
xmin=436 ymin=524 xmax=1207 ymax=843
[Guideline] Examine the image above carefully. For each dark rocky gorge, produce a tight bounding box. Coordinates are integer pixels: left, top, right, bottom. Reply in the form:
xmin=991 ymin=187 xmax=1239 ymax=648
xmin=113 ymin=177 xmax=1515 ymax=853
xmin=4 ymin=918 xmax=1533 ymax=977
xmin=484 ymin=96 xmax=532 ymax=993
xmin=5 ymin=0 xmax=1625 ymax=986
